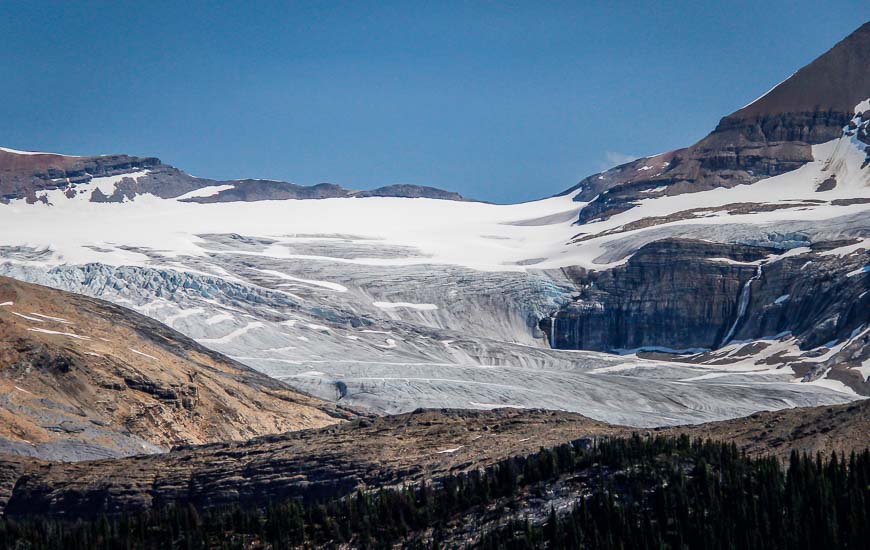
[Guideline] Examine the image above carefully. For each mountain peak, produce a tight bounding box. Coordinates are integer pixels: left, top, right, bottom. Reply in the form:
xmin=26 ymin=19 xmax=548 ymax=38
xmin=727 ymin=21 xmax=870 ymax=121
xmin=565 ymin=21 xmax=870 ymax=218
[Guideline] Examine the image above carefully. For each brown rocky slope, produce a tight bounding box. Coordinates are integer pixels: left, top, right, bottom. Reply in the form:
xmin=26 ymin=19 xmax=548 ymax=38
xmin=1 ymin=399 xmax=867 ymax=518
xmin=0 ymin=276 xmax=354 ymax=461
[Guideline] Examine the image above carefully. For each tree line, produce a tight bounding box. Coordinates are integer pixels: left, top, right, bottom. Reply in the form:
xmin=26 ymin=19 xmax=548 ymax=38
xmin=1 ymin=434 xmax=868 ymax=548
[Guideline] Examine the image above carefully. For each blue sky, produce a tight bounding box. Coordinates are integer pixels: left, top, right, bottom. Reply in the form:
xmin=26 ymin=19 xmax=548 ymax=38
xmin=2 ymin=2 xmax=868 ymax=203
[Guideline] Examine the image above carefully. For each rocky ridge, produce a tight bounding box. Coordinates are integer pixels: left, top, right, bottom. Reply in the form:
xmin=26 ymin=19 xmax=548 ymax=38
xmin=0 ymin=276 xmax=354 ymax=461
xmin=0 ymin=148 xmax=468 ymax=204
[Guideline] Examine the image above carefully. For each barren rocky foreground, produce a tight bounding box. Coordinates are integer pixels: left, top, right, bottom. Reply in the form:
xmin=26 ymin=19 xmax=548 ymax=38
xmin=1 ymin=399 xmax=867 ymax=519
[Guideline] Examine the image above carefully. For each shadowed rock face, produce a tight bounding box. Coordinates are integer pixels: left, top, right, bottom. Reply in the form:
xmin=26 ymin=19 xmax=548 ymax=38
xmin=566 ymin=22 xmax=870 ymax=222
xmin=1 ymin=400 xmax=868 ymax=518
xmin=543 ymin=237 xmax=870 ymax=394
xmin=545 ymin=240 xmax=775 ymax=351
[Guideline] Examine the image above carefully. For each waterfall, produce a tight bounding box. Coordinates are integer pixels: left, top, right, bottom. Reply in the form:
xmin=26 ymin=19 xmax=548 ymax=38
xmin=720 ymin=263 xmax=763 ymax=346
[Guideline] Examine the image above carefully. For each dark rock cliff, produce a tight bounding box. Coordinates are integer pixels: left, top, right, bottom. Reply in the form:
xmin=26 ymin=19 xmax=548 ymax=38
xmin=542 ymin=238 xmax=870 ymax=361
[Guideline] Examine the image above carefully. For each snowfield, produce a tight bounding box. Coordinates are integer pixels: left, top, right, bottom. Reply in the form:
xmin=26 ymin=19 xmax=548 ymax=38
xmin=0 ymin=129 xmax=868 ymax=275
xmin=0 ymin=109 xmax=868 ymax=426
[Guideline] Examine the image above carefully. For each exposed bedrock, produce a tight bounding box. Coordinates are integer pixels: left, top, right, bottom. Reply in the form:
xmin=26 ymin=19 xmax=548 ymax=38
xmin=569 ymin=22 xmax=870 ymax=222
xmin=0 ymin=152 xmax=160 ymax=202
xmin=575 ymin=110 xmax=852 ymax=224
xmin=542 ymin=238 xmax=870 ymax=357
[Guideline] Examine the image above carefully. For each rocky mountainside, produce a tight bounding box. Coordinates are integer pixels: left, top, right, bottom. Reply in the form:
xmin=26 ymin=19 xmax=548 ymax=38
xmin=0 ymin=276 xmax=353 ymax=461
xmin=540 ymin=21 xmax=870 ymax=387
xmin=545 ymin=237 xmax=870 ymax=394
xmin=0 ymin=147 xmax=467 ymax=204
xmin=565 ymin=21 xmax=870 ymax=221
xmin=0 ymin=400 xmax=867 ymax=519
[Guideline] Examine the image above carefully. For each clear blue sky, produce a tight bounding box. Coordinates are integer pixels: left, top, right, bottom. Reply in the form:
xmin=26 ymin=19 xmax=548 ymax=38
xmin=2 ymin=1 xmax=868 ymax=203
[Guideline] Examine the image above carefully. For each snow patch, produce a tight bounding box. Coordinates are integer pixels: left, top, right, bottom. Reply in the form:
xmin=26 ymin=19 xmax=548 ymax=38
xmin=28 ymin=312 xmax=73 ymax=324
xmin=175 ymin=185 xmax=236 ymax=201
xmin=129 ymin=348 xmax=158 ymax=361
xmin=11 ymin=312 xmax=45 ymax=323
xmin=28 ymin=328 xmax=90 ymax=340
xmin=0 ymin=146 xmax=77 ymax=157
xmin=373 ymin=301 xmax=438 ymax=311
xmin=436 ymin=446 xmax=463 ymax=454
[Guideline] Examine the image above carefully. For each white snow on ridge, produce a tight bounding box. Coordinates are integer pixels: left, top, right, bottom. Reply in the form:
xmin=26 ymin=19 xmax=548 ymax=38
xmin=0 ymin=146 xmax=78 ymax=157
xmin=175 ymin=185 xmax=236 ymax=201
xmin=800 ymin=370 xmax=860 ymax=396
xmin=740 ymin=72 xmax=796 ymax=109
xmin=89 ymin=171 xmax=151 ymax=199
xmin=1 ymin=128 xmax=867 ymax=277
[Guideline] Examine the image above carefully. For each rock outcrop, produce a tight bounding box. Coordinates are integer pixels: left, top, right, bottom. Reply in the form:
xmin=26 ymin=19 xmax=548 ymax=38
xmin=0 ymin=150 xmax=159 ymax=203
